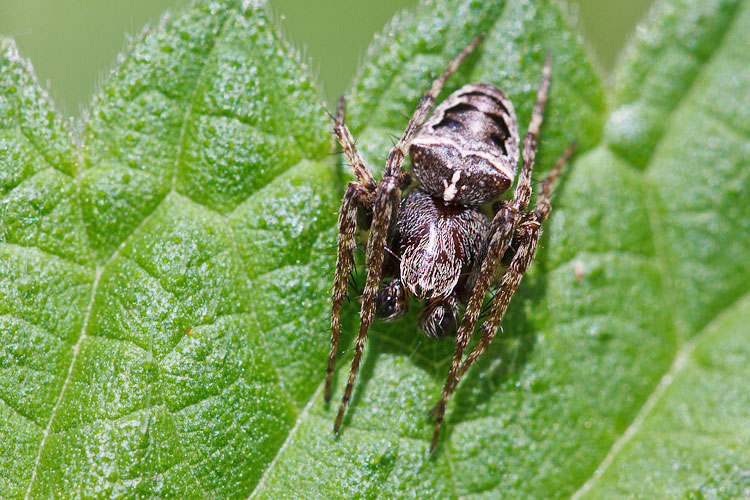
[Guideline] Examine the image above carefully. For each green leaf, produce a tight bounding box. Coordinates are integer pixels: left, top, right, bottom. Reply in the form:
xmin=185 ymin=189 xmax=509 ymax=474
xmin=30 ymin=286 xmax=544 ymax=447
xmin=574 ymin=0 xmax=750 ymax=496
xmin=1 ymin=0 xmax=748 ymax=499
xmin=577 ymin=295 xmax=750 ymax=499
xmin=251 ymin=0 xmax=620 ymax=498
xmin=1 ymin=1 xmax=336 ymax=498
xmin=248 ymin=0 xmax=750 ymax=498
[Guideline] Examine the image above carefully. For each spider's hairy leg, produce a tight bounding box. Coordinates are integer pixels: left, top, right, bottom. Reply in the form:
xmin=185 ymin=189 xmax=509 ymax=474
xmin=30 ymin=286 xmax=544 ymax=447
xmin=428 ymin=205 xmax=516 ymax=449
xmin=326 ymin=100 xmax=378 ymax=403
xmin=334 ymin=96 xmax=377 ymax=191
xmin=384 ymin=33 xmax=486 ymax=175
xmin=456 ymin=217 xmax=540 ymax=386
xmin=535 ymin=141 xmax=576 ymax=221
xmin=429 ymin=56 xmax=554 ymax=453
xmin=451 ymin=142 xmax=576 ymax=388
xmin=513 ymin=54 xmax=552 ymax=212
xmin=325 ymin=182 xmax=375 ymax=402
xmin=334 ymin=176 xmax=400 ymax=433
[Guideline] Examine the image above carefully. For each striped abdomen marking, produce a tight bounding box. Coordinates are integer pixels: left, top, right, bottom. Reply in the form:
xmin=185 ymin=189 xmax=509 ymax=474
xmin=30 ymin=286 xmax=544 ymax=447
xmin=409 ymin=83 xmax=519 ymax=205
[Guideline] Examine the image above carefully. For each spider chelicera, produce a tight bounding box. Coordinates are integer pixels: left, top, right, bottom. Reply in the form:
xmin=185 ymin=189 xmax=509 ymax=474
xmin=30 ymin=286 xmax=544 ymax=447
xmin=324 ymin=34 xmax=576 ymax=452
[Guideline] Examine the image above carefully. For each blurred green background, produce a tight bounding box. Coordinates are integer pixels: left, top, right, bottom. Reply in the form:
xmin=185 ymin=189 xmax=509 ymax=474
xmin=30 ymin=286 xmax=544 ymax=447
xmin=0 ymin=0 xmax=653 ymax=117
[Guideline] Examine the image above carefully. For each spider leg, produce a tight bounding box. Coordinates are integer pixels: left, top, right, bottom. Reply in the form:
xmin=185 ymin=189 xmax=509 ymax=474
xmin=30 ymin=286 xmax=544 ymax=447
xmin=451 ymin=142 xmax=576 ymax=384
xmin=326 ymin=100 xmax=379 ymax=402
xmin=325 ymin=182 xmax=375 ymax=402
xmin=333 ymin=34 xmax=485 ymax=434
xmin=430 ymin=56 xmax=554 ymax=452
xmin=513 ymin=54 xmax=552 ymax=213
xmin=334 ymin=97 xmax=377 ymax=191
xmin=454 ymin=217 xmax=541 ymax=390
xmin=383 ymin=33 xmax=485 ymax=176
xmin=534 ymin=141 xmax=576 ymax=221
xmin=334 ymin=175 xmax=399 ymax=433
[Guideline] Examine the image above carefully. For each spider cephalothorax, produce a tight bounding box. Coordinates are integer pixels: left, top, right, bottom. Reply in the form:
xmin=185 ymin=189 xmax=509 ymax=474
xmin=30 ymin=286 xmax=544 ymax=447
xmin=379 ymin=188 xmax=489 ymax=338
xmin=324 ymin=34 xmax=576 ymax=452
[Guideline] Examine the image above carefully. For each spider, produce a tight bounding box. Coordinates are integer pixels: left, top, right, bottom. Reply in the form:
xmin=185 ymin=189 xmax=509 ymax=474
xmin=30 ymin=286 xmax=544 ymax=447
xmin=324 ymin=34 xmax=576 ymax=452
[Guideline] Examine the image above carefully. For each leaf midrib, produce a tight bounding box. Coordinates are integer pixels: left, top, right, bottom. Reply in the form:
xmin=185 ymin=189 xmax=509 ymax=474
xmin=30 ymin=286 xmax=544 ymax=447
xmin=21 ymin=265 xmax=101 ymax=500
xmin=20 ymin=7 xmax=236 ymax=496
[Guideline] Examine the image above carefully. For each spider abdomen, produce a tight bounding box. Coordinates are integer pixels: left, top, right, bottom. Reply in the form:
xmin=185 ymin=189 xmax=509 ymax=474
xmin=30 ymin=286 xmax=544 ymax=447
xmin=396 ymin=189 xmax=489 ymax=301
xmin=409 ymin=83 xmax=519 ymax=206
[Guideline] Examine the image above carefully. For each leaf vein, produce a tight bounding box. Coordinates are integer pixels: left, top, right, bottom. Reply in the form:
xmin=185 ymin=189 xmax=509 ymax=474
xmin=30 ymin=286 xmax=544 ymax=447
xmin=22 ymin=264 xmax=102 ymax=500
xmin=572 ymin=1 xmax=747 ymax=495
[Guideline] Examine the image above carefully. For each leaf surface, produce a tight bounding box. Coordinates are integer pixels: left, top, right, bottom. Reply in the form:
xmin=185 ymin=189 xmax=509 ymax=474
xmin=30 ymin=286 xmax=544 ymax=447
xmin=1 ymin=0 xmax=749 ymax=498
xmin=1 ymin=1 xmax=337 ymax=498
xmin=251 ymin=0 xmax=750 ymax=498
xmin=575 ymin=0 xmax=750 ymax=496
